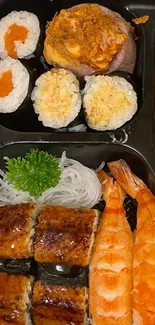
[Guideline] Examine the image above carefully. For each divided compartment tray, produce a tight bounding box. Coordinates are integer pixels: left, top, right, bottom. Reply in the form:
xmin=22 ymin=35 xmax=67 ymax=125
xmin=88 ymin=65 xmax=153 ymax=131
xmin=0 ymin=0 xmax=155 ymax=286
xmin=0 ymin=141 xmax=155 ymax=281
xmin=0 ymin=0 xmax=155 ymax=146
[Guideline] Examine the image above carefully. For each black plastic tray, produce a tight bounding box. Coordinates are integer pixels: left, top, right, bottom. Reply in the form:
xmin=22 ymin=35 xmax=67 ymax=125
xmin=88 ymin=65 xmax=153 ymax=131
xmin=0 ymin=0 xmax=155 ymax=283
xmin=0 ymin=0 xmax=155 ymax=145
xmin=1 ymin=142 xmax=155 ymax=216
xmin=0 ymin=141 xmax=155 ymax=280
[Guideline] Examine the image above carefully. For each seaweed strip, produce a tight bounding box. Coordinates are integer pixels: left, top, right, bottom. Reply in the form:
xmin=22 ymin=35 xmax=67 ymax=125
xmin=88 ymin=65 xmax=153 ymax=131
xmin=37 ymin=263 xmax=88 ymax=287
xmin=0 ymin=258 xmax=37 ymax=275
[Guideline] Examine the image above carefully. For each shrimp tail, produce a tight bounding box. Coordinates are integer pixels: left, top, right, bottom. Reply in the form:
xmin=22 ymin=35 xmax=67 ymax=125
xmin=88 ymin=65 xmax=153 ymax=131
xmin=98 ymin=170 xmax=113 ymax=202
xmin=98 ymin=170 xmax=126 ymax=203
xmin=108 ymin=159 xmax=147 ymax=199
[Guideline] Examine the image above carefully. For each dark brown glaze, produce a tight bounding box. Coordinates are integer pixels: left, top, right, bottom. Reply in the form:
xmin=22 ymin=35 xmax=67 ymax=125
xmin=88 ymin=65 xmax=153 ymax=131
xmin=0 ymin=273 xmax=31 ymax=311
xmin=0 ymin=309 xmax=27 ymax=325
xmin=0 ymin=203 xmax=38 ymax=258
xmin=34 ymin=205 xmax=98 ymax=266
xmin=32 ymin=281 xmax=87 ymax=325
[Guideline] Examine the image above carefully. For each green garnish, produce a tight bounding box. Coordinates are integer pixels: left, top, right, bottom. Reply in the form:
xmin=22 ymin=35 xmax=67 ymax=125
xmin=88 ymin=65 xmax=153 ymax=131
xmin=6 ymin=149 xmax=61 ymax=197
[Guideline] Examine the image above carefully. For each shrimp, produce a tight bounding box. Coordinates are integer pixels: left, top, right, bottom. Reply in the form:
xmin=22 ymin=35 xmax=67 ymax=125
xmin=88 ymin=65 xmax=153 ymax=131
xmin=89 ymin=170 xmax=133 ymax=325
xmin=108 ymin=159 xmax=155 ymax=325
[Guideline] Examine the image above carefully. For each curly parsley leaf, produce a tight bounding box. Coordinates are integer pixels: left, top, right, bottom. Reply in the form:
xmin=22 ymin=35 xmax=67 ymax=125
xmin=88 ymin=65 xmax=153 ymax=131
xmin=6 ymin=149 xmax=61 ymax=197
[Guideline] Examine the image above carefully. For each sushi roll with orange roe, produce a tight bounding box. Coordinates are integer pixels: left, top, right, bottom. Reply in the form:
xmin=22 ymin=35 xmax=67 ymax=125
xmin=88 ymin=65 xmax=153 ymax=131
xmin=0 ymin=11 xmax=40 ymax=59
xmin=0 ymin=58 xmax=29 ymax=113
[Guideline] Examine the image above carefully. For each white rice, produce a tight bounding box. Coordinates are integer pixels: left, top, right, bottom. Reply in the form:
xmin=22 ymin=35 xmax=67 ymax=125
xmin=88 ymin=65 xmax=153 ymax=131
xmin=0 ymin=58 xmax=29 ymax=113
xmin=0 ymin=11 xmax=40 ymax=59
xmin=31 ymin=68 xmax=82 ymax=128
xmin=83 ymin=75 xmax=137 ymax=131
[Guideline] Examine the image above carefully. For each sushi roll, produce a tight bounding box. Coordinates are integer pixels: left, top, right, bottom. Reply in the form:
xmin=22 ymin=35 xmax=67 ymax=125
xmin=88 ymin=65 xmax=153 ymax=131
xmin=0 ymin=11 xmax=40 ymax=59
xmin=32 ymin=282 xmax=87 ymax=325
xmin=34 ymin=205 xmax=98 ymax=265
xmin=83 ymin=75 xmax=137 ymax=131
xmin=0 ymin=58 xmax=29 ymax=113
xmin=31 ymin=68 xmax=81 ymax=128
xmin=0 ymin=203 xmax=38 ymax=259
xmin=0 ymin=272 xmax=33 ymax=325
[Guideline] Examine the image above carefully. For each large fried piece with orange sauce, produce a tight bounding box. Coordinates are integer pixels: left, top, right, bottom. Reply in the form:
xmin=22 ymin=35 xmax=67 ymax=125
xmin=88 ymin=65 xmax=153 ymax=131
xmin=44 ymin=3 xmax=136 ymax=77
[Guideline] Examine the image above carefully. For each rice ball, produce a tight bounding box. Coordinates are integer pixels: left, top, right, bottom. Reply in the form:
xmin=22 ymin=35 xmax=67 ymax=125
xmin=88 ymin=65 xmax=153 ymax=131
xmin=0 ymin=58 xmax=29 ymax=113
xmin=31 ymin=68 xmax=81 ymax=129
xmin=83 ymin=75 xmax=137 ymax=131
xmin=0 ymin=11 xmax=40 ymax=59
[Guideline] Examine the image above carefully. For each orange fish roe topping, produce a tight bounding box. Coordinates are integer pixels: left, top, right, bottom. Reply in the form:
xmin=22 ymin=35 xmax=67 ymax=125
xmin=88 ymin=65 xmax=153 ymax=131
xmin=4 ymin=23 xmax=28 ymax=58
xmin=0 ymin=70 xmax=14 ymax=97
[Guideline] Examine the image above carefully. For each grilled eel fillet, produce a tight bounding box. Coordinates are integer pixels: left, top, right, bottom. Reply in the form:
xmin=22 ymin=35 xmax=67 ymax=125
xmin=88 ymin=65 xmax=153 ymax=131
xmin=0 ymin=272 xmax=33 ymax=325
xmin=34 ymin=205 xmax=98 ymax=266
xmin=32 ymin=282 xmax=87 ymax=325
xmin=0 ymin=203 xmax=38 ymax=259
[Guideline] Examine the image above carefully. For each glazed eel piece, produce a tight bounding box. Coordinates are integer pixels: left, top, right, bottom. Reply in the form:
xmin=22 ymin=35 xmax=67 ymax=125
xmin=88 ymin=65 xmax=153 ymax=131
xmin=34 ymin=205 xmax=98 ymax=266
xmin=32 ymin=281 xmax=87 ymax=325
xmin=0 ymin=272 xmax=33 ymax=325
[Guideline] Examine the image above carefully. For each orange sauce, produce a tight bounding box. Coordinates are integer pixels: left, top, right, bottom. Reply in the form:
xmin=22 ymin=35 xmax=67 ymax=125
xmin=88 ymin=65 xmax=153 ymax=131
xmin=45 ymin=4 xmax=127 ymax=71
xmin=4 ymin=23 xmax=28 ymax=58
xmin=0 ymin=70 xmax=14 ymax=97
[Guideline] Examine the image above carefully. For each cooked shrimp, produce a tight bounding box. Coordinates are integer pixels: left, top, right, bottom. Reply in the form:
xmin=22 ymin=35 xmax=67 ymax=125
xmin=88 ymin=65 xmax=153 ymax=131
xmin=108 ymin=159 xmax=155 ymax=325
xmin=89 ymin=170 xmax=133 ymax=325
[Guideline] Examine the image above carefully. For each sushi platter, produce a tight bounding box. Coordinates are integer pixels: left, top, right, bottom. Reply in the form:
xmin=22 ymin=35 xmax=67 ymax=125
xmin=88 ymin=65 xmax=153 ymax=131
xmin=0 ymin=0 xmax=155 ymax=324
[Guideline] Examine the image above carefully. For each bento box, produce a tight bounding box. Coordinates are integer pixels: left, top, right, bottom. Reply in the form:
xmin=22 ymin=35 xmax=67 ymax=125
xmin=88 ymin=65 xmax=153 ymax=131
xmin=0 ymin=0 xmax=154 ymax=145
xmin=0 ymin=0 xmax=155 ymax=324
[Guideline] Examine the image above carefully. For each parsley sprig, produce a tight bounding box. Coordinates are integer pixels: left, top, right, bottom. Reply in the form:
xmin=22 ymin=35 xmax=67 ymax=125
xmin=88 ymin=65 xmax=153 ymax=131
xmin=6 ymin=149 xmax=61 ymax=197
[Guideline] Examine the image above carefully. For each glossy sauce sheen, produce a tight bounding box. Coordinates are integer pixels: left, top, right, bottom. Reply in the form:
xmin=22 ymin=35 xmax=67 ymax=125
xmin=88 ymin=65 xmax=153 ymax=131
xmin=0 ymin=309 xmax=27 ymax=325
xmin=32 ymin=282 xmax=87 ymax=325
xmin=0 ymin=272 xmax=31 ymax=325
xmin=0 ymin=272 xmax=30 ymax=310
xmin=34 ymin=205 xmax=98 ymax=266
xmin=0 ymin=203 xmax=37 ymax=258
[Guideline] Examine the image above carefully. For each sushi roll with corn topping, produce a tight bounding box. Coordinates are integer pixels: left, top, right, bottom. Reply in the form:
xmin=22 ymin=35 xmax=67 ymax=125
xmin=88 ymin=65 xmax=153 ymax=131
xmin=0 ymin=11 xmax=40 ymax=59
xmin=83 ymin=75 xmax=137 ymax=131
xmin=31 ymin=68 xmax=81 ymax=129
xmin=0 ymin=58 xmax=29 ymax=113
